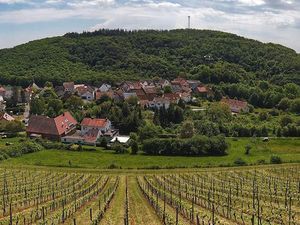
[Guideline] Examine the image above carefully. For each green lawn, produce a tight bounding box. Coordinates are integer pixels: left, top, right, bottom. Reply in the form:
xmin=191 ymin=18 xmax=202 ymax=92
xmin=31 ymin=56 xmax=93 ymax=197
xmin=1 ymin=137 xmax=300 ymax=169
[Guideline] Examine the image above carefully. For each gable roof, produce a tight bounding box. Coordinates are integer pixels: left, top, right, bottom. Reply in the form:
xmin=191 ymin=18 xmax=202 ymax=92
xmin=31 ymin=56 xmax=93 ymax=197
xmin=27 ymin=111 xmax=77 ymax=136
xmin=81 ymin=118 xmax=109 ymax=128
xmin=63 ymin=82 xmax=74 ymax=90
xmin=0 ymin=113 xmax=14 ymax=121
xmin=54 ymin=112 xmax=78 ymax=135
xmin=221 ymin=98 xmax=248 ymax=112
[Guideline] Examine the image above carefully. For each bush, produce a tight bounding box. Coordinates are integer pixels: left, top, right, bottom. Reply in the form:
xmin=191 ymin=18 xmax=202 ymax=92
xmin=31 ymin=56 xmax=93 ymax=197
xmin=142 ymin=135 xmax=228 ymax=156
xmin=234 ymin=158 xmax=247 ymax=166
xmin=112 ymin=143 xmax=128 ymax=154
xmin=130 ymin=140 xmax=139 ymax=155
xmin=270 ymin=155 xmax=282 ymax=164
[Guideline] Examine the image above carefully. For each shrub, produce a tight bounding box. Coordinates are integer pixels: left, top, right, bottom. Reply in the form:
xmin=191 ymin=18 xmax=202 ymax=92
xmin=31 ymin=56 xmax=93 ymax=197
xmin=245 ymin=144 xmax=252 ymax=155
xmin=142 ymin=135 xmax=228 ymax=156
xmin=130 ymin=140 xmax=139 ymax=155
xmin=270 ymin=155 xmax=282 ymax=164
xmin=234 ymin=158 xmax=247 ymax=166
xmin=112 ymin=143 xmax=127 ymax=154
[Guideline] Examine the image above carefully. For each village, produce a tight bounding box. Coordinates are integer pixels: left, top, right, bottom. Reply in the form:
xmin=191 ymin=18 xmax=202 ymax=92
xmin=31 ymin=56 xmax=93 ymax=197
xmin=0 ymin=77 xmax=249 ymax=146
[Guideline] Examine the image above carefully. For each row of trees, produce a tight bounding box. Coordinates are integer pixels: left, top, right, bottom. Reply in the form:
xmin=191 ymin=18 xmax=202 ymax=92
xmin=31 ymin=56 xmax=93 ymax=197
xmin=142 ymin=135 xmax=227 ymax=156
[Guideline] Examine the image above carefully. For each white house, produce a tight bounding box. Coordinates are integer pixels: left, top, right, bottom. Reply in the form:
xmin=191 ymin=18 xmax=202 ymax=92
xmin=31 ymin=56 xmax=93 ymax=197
xmin=149 ymin=97 xmax=171 ymax=109
xmin=99 ymin=84 xmax=112 ymax=93
xmin=81 ymin=118 xmax=112 ymax=134
xmin=0 ymin=96 xmax=6 ymax=112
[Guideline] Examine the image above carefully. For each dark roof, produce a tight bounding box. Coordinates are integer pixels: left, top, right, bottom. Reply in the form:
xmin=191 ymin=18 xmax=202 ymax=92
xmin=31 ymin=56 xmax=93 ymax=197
xmin=27 ymin=111 xmax=77 ymax=136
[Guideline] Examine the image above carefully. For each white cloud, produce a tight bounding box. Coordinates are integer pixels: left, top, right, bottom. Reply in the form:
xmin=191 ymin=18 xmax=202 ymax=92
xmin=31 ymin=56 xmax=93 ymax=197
xmin=237 ymin=0 xmax=265 ymax=6
xmin=0 ymin=0 xmax=27 ymax=3
xmin=0 ymin=0 xmax=300 ymax=51
xmin=67 ymin=0 xmax=115 ymax=8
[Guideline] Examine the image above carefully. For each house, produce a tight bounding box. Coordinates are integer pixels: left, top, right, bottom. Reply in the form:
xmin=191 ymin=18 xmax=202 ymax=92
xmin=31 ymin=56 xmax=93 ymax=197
xmin=0 ymin=96 xmax=6 ymax=112
xmin=95 ymin=89 xmax=114 ymax=101
xmin=142 ymin=86 xmax=159 ymax=101
xmin=155 ymin=79 xmax=170 ymax=89
xmin=0 ymin=86 xmax=6 ymax=97
xmin=171 ymin=77 xmax=189 ymax=88
xmin=179 ymin=92 xmax=192 ymax=103
xmin=123 ymin=92 xmax=137 ymax=100
xmin=120 ymin=81 xmax=142 ymax=92
xmin=187 ymin=80 xmax=201 ymax=90
xmin=54 ymin=86 xmax=65 ymax=98
xmin=81 ymin=118 xmax=111 ymax=134
xmin=75 ymin=85 xmax=94 ymax=101
xmin=195 ymin=85 xmax=213 ymax=98
xmin=26 ymin=111 xmax=77 ymax=141
xmin=63 ymin=82 xmax=75 ymax=92
xmin=62 ymin=118 xmax=118 ymax=146
xmin=163 ymin=93 xmax=180 ymax=104
xmin=110 ymin=136 xmax=130 ymax=145
xmin=99 ymin=83 xmax=112 ymax=93
xmin=149 ymin=97 xmax=171 ymax=109
xmin=221 ymin=98 xmax=249 ymax=113
xmin=0 ymin=112 xmax=14 ymax=122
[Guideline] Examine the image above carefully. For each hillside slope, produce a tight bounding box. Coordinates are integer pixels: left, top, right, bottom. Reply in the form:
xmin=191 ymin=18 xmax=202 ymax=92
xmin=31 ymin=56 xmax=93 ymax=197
xmin=0 ymin=29 xmax=299 ymax=86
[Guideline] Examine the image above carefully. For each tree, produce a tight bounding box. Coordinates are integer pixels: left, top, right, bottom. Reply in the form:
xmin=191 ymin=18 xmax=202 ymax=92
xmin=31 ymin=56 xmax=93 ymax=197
xmin=180 ymin=120 xmax=195 ymax=138
xmin=64 ymin=95 xmax=84 ymax=111
xmin=130 ymin=140 xmax=139 ymax=155
xmin=245 ymin=144 xmax=252 ymax=155
xmin=207 ymin=102 xmax=232 ymax=123
xmin=138 ymin=122 xmax=161 ymax=141
xmin=163 ymin=86 xmax=172 ymax=94
xmin=30 ymin=97 xmax=46 ymax=115
xmin=47 ymin=99 xmax=63 ymax=116
xmin=278 ymin=98 xmax=291 ymax=111
xmin=290 ymin=98 xmax=300 ymax=113
xmin=284 ymin=83 xmax=300 ymax=99
xmin=280 ymin=116 xmax=293 ymax=127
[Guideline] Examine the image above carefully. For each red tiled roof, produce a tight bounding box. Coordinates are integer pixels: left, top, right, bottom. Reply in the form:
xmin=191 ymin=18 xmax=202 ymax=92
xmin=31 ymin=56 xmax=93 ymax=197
xmin=54 ymin=112 xmax=78 ymax=135
xmin=81 ymin=118 xmax=108 ymax=128
xmin=197 ymin=86 xmax=208 ymax=93
xmin=171 ymin=78 xmax=188 ymax=87
xmin=221 ymin=98 xmax=248 ymax=112
xmin=163 ymin=93 xmax=180 ymax=101
xmin=75 ymin=85 xmax=93 ymax=95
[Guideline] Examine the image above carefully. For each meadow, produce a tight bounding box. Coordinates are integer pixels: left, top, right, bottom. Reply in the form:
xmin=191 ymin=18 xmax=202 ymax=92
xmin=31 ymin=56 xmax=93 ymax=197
xmin=0 ymin=137 xmax=300 ymax=169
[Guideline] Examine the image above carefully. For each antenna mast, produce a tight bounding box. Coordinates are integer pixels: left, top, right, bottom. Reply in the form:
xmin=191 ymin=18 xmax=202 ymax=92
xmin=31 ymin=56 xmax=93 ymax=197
xmin=188 ymin=16 xmax=191 ymax=29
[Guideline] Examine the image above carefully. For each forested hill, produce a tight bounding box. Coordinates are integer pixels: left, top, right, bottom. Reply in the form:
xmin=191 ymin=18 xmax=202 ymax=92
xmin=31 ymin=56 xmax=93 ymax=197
xmin=0 ymin=29 xmax=299 ymax=87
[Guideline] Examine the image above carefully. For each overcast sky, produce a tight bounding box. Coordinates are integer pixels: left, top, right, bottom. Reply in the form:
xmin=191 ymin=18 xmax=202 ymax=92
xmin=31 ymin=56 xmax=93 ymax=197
xmin=0 ymin=0 xmax=300 ymax=52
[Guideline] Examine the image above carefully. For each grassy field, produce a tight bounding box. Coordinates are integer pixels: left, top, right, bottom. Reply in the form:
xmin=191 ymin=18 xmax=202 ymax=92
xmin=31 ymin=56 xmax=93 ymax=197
xmin=1 ymin=137 xmax=300 ymax=169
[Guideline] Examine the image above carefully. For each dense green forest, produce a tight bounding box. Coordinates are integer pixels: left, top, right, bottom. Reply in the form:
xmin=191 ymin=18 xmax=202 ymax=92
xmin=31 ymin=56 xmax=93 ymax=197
xmin=0 ymin=29 xmax=299 ymax=86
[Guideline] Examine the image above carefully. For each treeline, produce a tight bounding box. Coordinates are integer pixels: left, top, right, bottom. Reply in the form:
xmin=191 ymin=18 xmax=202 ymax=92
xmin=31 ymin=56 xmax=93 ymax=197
xmin=142 ymin=135 xmax=227 ymax=156
xmin=0 ymin=29 xmax=299 ymax=86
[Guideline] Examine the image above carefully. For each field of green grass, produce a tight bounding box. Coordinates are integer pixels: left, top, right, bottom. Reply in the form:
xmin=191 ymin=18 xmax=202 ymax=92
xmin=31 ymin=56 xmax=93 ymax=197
xmin=1 ymin=137 xmax=300 ymax=169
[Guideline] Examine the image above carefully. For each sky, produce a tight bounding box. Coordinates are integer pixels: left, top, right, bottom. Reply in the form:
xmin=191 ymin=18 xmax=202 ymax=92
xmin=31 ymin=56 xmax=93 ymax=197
xmin=0 ymin=0 xmax=300 ymax=52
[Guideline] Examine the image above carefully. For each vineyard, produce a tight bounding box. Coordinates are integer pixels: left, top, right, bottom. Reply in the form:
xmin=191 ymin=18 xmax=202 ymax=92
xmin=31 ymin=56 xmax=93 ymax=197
xmin=0 ymin=165 xmax=299 ymax=225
